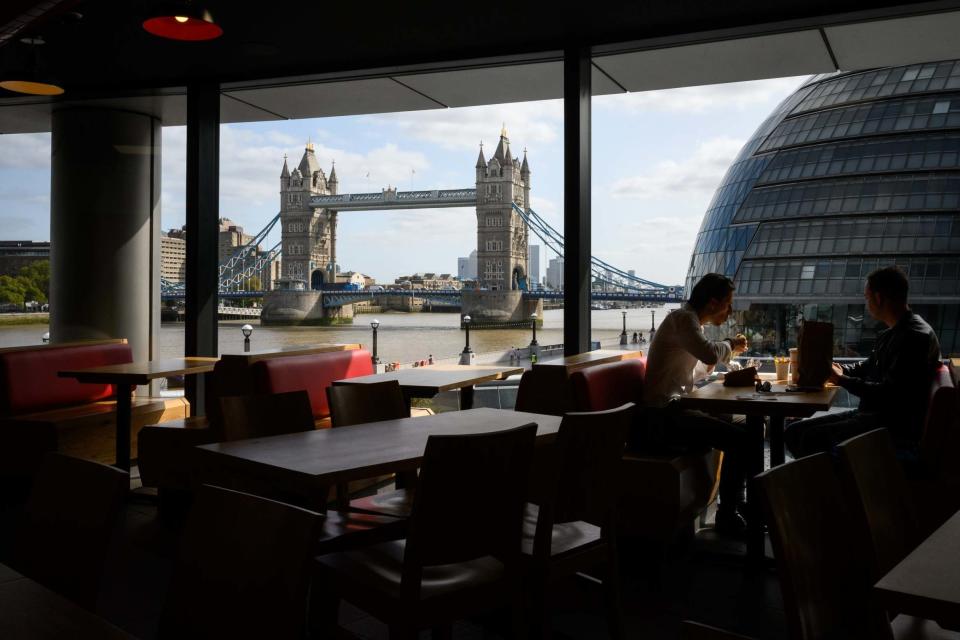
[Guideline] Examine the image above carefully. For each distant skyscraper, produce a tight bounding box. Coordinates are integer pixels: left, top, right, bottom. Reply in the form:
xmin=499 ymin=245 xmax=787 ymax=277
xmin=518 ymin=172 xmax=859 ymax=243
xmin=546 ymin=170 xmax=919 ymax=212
xmin=527 ymin=244 xmax=540 ymax=289
xmin=457 ymin=250 xmax=478 ymax=281
xmin=546 ymin=256 xmax=564 ymax=289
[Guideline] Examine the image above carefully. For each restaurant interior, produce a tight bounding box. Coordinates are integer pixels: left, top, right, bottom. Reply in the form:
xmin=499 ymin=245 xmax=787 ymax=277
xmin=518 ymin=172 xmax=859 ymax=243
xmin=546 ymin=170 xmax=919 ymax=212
xmin=1 ymin=1 xmax=960 ymax=638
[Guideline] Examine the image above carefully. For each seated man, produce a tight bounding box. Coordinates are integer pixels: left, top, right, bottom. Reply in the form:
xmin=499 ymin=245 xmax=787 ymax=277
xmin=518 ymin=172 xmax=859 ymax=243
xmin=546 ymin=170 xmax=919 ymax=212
xmin=785 ymin=266 xmax=941 ymax=459
xmin=642 ymin=273 xmax=750 ymax=533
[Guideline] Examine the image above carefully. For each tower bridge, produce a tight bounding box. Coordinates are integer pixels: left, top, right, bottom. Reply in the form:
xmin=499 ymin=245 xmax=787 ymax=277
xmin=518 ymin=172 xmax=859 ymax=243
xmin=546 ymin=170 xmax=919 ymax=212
xmin=169 ymin=127 xmax=685 ymax=324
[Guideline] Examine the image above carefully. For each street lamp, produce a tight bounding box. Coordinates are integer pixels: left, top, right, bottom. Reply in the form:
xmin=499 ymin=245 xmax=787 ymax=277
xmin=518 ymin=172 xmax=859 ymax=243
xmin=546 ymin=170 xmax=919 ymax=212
xmin=529 ymin=313 xmax=539 ymax=347
xmin=370 ymin=318 xmax=381 ymax=365
xmin=650 ymin=310 xmax=656 ymax=332
xmin=620 ymin=310 xmax=628 ymax=345
xmin=459 ymin=315 xmax=473 ymax=364
xmin=241 ymin=324 xmax=253 ymax=352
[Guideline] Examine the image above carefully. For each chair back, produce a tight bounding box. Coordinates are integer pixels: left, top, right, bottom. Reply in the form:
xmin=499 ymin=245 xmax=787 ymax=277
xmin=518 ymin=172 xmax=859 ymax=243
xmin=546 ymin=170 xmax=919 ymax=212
xmin=13 ymin=453 xmax=128 ymax=610
xmin=326 ymin=380 xmax=408 ymax=427
xmin=160 ymin=485 xmax=322 ymax=639
xmin=541 ymin=404 xmax=633 ymax=530
xmin=404 ymin=423 xmax=537 ymax=571
xmin=757 ymin=453 xmax=891 ymax=640
xmin=836 ymin=428 xmax=919 ymax=578
xmin=218 ymin=390 xmax=316 ymax=441
xmin=919 ymin=363 xmax=960 ymax=482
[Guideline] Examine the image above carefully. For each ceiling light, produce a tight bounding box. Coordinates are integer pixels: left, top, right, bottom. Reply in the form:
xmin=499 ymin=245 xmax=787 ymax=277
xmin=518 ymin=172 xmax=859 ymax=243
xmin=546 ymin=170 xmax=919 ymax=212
xmin=142 ymin=5 xmax=222 ymax=41
xmin=0 ymin=79 xmax=64 ymax=96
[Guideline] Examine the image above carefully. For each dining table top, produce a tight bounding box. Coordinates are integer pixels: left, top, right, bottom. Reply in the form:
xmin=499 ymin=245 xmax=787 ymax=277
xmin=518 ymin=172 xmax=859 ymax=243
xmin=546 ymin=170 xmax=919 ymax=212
xmin=874 ymin=509 xmax=960 ymax=631
xmin=196 ymin=407 xmax=562 ymax=486
xmin=532 ymin=349 xmax=643 ymax=372
xmin=677 ymin=376 xmax=837 ymax=418
xmin=58 ymin=357 xmax=220 ymax=385
xmin=333 ymin=364 xmax=524 ymax=395
xmin=0 ymin=563 xmax=132 ymax=639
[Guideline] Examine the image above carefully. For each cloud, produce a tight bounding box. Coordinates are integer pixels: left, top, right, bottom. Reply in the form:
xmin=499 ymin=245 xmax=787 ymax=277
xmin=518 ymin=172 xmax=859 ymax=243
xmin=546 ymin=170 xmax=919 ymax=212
xmin=376 ymin=101 xmax=562 ymax=151
xmin=610 ymin=136 xmax=745 ymax=200
xmin=595 ymin=76 xmax=804 ymax=114
xmin=596 ymin=213 xmax=703 ymax=285
xmin=0 ymin=132 xmax=50 ymax=169
xmin=159 ymin=124 xmax=430 ymax=232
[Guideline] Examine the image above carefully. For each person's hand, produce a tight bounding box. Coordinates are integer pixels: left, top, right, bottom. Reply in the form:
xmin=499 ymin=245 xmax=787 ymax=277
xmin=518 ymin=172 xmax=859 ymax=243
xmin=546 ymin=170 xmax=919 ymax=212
xmin=828 ymin=362 xmax=843 ymax=384
xmin=729 ymin=334 xmax=748 ymax=354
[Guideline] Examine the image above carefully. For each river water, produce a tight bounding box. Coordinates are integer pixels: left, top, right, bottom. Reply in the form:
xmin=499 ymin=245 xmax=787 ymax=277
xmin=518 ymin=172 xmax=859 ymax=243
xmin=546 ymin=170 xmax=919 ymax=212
xmin=0 ymin=306 xmax=678 ymax=364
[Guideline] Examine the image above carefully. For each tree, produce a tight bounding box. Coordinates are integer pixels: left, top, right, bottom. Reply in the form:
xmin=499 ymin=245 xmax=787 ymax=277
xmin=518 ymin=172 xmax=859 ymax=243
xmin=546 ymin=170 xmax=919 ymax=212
xmin=0 ymin=275 xmax=26 ymax=306
xmin=17 ymin=260 xmax=50 ymax=303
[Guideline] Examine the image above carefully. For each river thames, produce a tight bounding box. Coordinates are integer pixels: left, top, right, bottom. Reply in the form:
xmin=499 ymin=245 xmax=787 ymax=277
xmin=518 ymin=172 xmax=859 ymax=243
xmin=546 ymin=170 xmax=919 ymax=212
xmin=0 ymin=306 xmax=677 ymax=363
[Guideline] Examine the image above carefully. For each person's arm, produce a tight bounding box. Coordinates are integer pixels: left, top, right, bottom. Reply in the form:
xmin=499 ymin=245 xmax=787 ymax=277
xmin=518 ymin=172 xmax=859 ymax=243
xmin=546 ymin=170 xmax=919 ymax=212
xmin=675 ymin=312 xmax=732 ymax=366
xmin=840 ymin=351 xmax=874 ymax=378
xmin=835 ymin=332 xmax=929 ymax=401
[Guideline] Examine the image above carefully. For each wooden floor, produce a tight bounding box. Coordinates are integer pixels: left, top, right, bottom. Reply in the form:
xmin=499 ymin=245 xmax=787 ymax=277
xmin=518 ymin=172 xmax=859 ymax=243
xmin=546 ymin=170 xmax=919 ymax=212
xmin=61 ymin=481 xmax=787 ymax=640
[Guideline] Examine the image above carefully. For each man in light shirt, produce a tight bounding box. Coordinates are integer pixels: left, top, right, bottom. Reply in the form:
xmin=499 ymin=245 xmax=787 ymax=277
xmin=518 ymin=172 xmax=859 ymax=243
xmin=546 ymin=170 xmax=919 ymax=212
xmin=642 ymin=273 xmax=750 ymax=534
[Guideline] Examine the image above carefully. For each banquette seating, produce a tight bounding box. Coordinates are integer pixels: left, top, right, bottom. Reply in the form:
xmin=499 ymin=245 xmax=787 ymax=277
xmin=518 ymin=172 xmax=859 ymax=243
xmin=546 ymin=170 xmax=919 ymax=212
xmin=517 ymin=355 xmax=722 ymax=542
xmin=0 ymin=340 xmax=188 ymax=478
xmin=137 ymin=345 xmax=373 ymax=493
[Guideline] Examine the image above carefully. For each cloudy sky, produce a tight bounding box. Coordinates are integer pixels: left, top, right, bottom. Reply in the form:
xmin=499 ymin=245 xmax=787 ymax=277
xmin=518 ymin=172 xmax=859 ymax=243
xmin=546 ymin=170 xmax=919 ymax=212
xmin=0 ymin=76 xmax=804 ymax=285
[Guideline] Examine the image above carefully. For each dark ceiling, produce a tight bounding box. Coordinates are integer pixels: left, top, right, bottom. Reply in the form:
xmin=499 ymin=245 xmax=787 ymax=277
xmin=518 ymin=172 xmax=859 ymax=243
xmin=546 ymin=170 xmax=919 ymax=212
xmin=2 ymin=0 xmax=960 ymax=100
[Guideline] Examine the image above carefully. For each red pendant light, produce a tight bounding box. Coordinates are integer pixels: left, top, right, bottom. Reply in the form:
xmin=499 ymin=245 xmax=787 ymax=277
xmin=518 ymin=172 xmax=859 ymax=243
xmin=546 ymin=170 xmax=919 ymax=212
xmin=143 ymin=5 xmax=222 ymax=41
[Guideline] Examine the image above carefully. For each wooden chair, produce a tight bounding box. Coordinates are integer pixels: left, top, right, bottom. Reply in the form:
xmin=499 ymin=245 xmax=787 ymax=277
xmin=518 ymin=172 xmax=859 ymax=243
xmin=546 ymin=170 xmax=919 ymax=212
xmin=11 ymin=453 xmax=128 ymax=611
xmin=159 ymin=484 xmax=322 ymax=639
xmin=326 ymin=381 xmax=414 ymax=517
xmin=680 ymin=621 xmax=757 ymax=639
xmin=836 ymin=428 xmax=920 ymax=579
xmin=757 ymin=454 xmax=948 ymax=640
xmin=522 ymin=404 xmax=633 ymax=639
xmin=219 ymin=389 xmax=316 ymax=441
xmin=312 ymin=423 xmax=538 ymax=639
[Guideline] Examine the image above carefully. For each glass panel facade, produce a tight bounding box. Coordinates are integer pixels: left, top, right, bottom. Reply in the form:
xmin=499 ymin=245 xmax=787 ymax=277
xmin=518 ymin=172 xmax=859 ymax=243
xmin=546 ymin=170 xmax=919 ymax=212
xmin=744 ymin=214 xmax=960 ymax=258
xmin=734 ymin=173 xmax=960 ymax=223
xmin=792 ymin=61 xmax=960 ymax=114
xmin=687 ymin=60 xmax=960 ymax=356
xmin=758 ymin=93 xmax=960 ymax=153
xmin=757 ymin=132 xmax=960 ymax=184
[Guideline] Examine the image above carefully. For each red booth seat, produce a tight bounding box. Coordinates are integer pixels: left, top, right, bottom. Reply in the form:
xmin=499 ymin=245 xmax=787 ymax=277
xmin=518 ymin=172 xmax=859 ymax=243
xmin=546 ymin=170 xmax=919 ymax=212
xmin=251 ymin=349 xmax=373 ymax=420
xmin=0 ymin=342 xmax=133 ymax=416
xmin=567 ymin=358 xmax=722 ymax=542
xmin=0 ymin=340 xmax=188 ymax=475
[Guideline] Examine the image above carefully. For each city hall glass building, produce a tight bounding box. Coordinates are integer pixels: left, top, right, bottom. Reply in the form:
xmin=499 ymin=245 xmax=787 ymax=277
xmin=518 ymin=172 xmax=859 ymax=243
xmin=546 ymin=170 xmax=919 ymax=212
xmin=688 ymin=60 xmax=960 ymax=356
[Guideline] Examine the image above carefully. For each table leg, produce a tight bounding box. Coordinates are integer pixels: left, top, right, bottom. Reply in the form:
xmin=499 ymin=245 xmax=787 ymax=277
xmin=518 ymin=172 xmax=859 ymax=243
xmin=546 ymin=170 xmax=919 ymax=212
xmin=769 ymin=416 xmax=786 ymax=468
xmin=460 ymin=385 xmax=475 ymax=410
xmin=115 ymin=383 xmax=133 ymax=473
xmin=746 ymin=414 xmax=766 ymax=565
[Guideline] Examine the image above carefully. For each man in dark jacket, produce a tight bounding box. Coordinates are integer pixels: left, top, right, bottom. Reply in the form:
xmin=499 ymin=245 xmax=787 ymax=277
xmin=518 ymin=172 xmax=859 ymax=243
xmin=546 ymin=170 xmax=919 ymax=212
xmin=785 ymin=266 xmax=941 ymax=458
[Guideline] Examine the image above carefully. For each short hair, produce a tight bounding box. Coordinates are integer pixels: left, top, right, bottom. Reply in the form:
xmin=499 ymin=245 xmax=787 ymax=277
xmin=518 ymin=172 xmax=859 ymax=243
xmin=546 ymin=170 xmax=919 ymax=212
xmin=688 ymin=273 xmax=735 ymax=311
xmin=867 ymin=266 xmax=909 ymax=304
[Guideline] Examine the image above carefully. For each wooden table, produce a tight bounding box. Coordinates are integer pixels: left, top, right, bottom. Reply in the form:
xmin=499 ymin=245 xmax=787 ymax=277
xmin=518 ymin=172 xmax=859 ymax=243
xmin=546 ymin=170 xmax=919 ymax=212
xmin=875 ymin=510 xmax=960 ymax=631
xmin=333 ymin=364 xmax=523 ymax=410
xmin=533 ymin=349 xmax=643 ymax=373
xmin=678 ymin=378 xmax=836 ymax=562
xmin=59 ymin=357 xmax=219 ymax=471
xmin=196 ymin=407 xmax=562 ymax=493
xmin=0 ymin=564 xmax=132 ymax=638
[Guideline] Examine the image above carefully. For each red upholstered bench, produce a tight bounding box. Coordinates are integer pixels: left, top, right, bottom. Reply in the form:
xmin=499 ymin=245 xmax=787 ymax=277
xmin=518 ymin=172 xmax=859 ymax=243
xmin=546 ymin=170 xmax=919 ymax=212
xmin=568 ymin=358 xmax=722 ymax=542
xmin=0 ymin=340 xmax=188 ymax=475
xmin=251 ymin=349 xmax=374 ymax=421
xmin=911 ymin=363 xmax=960 ymax=536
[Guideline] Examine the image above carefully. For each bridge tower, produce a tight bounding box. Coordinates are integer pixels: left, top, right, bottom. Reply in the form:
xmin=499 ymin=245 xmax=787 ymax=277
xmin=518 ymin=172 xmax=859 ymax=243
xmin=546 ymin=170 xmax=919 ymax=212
xmin=279 ymin=142 xmax=337 ymax=289
xmin=475 ymin=126 xmax=531 ymax=291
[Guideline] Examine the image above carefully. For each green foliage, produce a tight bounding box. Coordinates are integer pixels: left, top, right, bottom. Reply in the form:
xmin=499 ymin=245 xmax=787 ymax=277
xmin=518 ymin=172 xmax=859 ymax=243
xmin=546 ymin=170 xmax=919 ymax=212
xmin=19 ymin=260 xmax=49 ymax=300
xmin=0 ymin=275 xmax=26 ymax=306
